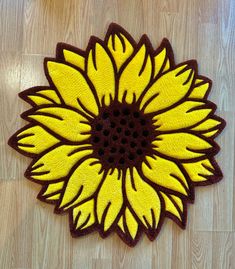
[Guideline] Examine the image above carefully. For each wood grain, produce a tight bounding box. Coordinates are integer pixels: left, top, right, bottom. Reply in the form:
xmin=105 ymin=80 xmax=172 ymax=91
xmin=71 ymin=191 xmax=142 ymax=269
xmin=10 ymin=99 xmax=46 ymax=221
xmin=0 ymin=0 xmax=234 ymax=268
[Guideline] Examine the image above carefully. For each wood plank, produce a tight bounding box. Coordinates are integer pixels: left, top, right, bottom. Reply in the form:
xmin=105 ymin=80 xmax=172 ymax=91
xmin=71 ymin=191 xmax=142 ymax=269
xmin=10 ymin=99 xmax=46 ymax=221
xmin=212 ymin=232 xmax=235 ymax=269
xmin=192 ymin=232 xmax=212 ymax=269
xmin=0 ymin=0 xmax=24 ymax=52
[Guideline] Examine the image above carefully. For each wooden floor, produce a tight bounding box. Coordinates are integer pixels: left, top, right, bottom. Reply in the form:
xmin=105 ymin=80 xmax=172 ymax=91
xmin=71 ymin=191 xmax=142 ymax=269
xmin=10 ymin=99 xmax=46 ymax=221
xmin=0 ymin=0 xmax=234 ymax=268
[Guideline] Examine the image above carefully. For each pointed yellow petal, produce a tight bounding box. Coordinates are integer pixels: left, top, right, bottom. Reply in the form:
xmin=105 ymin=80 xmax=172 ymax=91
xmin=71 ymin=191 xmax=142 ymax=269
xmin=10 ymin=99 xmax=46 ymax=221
xmin=126 ymin=168 xmax=161 ymax=229
xmin=183 ymin=158 xmax=220 ymax=182
xmin=60 ymin=159 xmax=103 ymax=209
xmin=107 ymin=33 xmax=134 ymax=70
xmin=14 ymin=125 xmax=59 ymax=155
xmin=140 ymin=64 xmax=195 ymax=113
xmin=154 ymin=48 xmax=167 ymax=77
xmin=189 ymin=81 xmax=210 ymax=99
xmin=63 ymin=49 xmax=85 ymax=70
xmin=42 ymin=182 xmax=64 ymax=196
xmin=21 ymin=88 xmax=61 ymax=106
xmin=154 ymin=47 xmax=171 ymax=77
xmin=118 ymin=43 xmax=152 ymax=103
xmin=118 ymin=207 xmax=139 ymax=240
xmin=154 ymin=39 xmax=173 ymax=77
xmin=28 ymin=144 xmax=92 ymax=181
xmin=153 ymin=133 xmax=214 ymax=160
xmin=25 ymin=106 xmax=91 ymax=142
xmin=163 ymin=59 xmax=170 ymax=72
xmin=27 ymin=95 xmax=54 ymax=106
xmin=47 ymin=61 xmax=98 ymax=115
xmin=191 ymin=118 xmax=222 ymax=131
xmin=46 ymin=193 xmax=60 ymax=200
xmin=117 ymin=216 xmax=125 ymax=232
xmin=170 ymin=195 xmax=183 ymax=212
xmin=160 ymin=192 xmax=181 ymax=220
xmin=191 ymin=115 xmax=225 ymax=138
xmin=202 ymin=129 xmax=219 ymax=137
xmin=153 ymin=101 xmax=213 ymax=131
xmin=87 ymin=42 xmax=115 ymax=106
xmin=195 ymin=78 xmax=204 ymax=84
xmin=72 ymin=199 xmax=95 ymax=230
xmin=142 ymin=155 xmax=188 ymax=195
xmin=125 ymin=207 xmax=139 ymax=239
xmin=36 ymin=89 xmax=61 ymax=104
xmin=97 ymin=169 xmax=123 ymax=232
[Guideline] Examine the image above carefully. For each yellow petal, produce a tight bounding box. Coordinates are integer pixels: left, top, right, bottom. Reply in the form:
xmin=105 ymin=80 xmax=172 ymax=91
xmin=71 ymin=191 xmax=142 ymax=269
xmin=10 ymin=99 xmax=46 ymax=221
xmin=27 ymin=95 xmax=54 ymax=106
xmin=153 ymin=101 xmax=213 ymax=131
xmin=38 ymin=181 xmax=64 ymax=201
xmin=153 ymin=133 xmax=215 ymax=160
xmin=195 ymin=78 xmax=204 ymax=84
xmin=125 ymin=168 xmax=161 ymax=229
xmin=46 ymin=61 xmax=99 ymax=115
xmin=63 ymin=49 xmax=85 ymax=70
xmin=125 ymin=207 xmax=139 ymax=239
xmin=27 ymin=144 xmax=92 ymax=181
xmin=97 ymin=169 xmax=123 ymax=232
xmin=154 ymin=48 xmax=166 ymax=77
xmin=170 ymin=194 xmax=183 ymax=212
xmin=46 ymin=193 xmax=60 ymax=200
xmin=59 ymin=158 xmax=103 ymax=209
xmin=163 ymin=59 xmax=170 ymax=72
xmin=118 ymin=43 xmax=152 ymax=104
xmin=11 ymin=125 xmax=59 ymax=155
xmin=42 ymin=182 xmax=64 ymax=196
xmin=24 ymin=106 xmax=91 ymax=142
xmin=202 ymin=129 xmax=220 ymax=137
xmin=118 ymin=207 xmax=139 ymax=240
xmin=35 ymin=89 xmax=61 ymax=104
xmin=106 ymin=23 xmax=134 ymax=70
xmin=20 ymin=88 xmax=61 ymax=106
xmin=191 ymin=118 xmax=222 ymax=131
xmin=107 ymin=33 xmax=134 ymax=71
xmin=117 ymin=216 xmax=125 ymax=232
xmin=154 ymin=46 xmax=171 ymax=77
xmin=154 ymin=39 xmax=173 ymax=77
xmin=87 ymin=42 xmax=115 ymax=106
xmin=183 ymin=158 xmax=221 ymax=183
xmin=160 ymin=192 xmax=181 ymax=220
xmin=192 ymin=116 xmax=224 ymax=138
xmin=72 ymin=199 xmax=95 ymax=230
xmin=140 ymin=64 xmax=195 ymax=113
xmin=189 ymin=80 xmax=211 ymax=99
xmin=142 ymin=155 xmax=188 ymax=195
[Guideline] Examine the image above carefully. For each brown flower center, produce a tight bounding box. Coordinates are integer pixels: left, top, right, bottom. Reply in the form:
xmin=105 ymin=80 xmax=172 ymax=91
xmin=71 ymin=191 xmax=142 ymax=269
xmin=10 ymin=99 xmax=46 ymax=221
xmin=90 ymin=101 xmax=156 ymax=170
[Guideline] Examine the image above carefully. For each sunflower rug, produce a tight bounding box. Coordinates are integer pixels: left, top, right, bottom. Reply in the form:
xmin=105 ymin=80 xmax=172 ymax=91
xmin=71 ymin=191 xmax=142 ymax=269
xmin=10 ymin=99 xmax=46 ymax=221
xmin=8 ymin=23 xmax=225 ymax=247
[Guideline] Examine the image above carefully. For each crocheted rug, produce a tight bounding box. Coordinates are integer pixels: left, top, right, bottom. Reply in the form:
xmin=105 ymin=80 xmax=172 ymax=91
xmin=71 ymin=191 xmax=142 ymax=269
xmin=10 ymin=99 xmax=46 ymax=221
xmin=8 ymin=23 xmax=225 ymax=247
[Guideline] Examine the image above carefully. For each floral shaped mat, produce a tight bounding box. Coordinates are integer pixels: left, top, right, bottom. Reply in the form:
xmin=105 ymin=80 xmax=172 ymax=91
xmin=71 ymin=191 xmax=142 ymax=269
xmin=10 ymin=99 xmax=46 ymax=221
xmin=8 ymin=23 xmax=226 ymax=247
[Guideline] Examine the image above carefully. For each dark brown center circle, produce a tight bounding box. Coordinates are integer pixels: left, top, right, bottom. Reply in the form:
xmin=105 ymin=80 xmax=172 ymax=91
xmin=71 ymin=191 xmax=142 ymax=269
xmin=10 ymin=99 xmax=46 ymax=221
xmin=90 ymin=101 xmax=156 ymax=170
